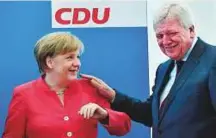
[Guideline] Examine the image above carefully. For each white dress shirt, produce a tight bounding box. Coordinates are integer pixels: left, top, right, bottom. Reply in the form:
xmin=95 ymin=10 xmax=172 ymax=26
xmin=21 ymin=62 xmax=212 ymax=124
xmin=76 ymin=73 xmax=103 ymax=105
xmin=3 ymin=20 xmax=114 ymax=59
xmin=159 ymin=37 xmax=198 ymax=107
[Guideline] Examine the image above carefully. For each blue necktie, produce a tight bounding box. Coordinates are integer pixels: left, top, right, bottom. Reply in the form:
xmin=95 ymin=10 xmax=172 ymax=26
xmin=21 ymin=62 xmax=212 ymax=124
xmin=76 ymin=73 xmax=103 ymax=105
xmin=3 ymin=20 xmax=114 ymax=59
xmin=176 ymin=60 xmax=184 ymax=75
xmin=159 ymin=60 xmax=184 ymax=118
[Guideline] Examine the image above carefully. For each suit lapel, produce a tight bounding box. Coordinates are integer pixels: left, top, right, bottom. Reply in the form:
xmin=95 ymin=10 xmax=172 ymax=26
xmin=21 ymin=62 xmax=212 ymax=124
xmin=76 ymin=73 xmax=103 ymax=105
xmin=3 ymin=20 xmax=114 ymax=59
xmin=153 ymin=60 xmax=174 ymax=125
xmin=158 ymin=38 xmax=206 ymax=125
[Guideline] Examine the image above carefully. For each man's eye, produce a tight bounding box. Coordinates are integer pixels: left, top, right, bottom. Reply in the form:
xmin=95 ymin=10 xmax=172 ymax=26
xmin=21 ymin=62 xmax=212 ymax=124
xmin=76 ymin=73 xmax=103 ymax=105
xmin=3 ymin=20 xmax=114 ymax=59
xmin=169 ymin=32 xmax=177 ymax=36
xmin=156 ymin=34 xmax=163 ymax=39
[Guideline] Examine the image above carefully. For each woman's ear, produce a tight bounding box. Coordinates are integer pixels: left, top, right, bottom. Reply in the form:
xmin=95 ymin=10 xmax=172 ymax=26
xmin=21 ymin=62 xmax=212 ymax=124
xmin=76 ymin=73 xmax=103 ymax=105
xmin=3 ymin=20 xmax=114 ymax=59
xmin=46 ymin=56 xmax=53 ymax=69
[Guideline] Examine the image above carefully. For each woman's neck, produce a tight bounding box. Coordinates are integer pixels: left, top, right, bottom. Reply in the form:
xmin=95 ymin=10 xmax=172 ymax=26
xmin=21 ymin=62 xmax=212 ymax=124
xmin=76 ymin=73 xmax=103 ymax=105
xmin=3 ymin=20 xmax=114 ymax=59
xmin=44 ymin=73 xmax=67 ymax=92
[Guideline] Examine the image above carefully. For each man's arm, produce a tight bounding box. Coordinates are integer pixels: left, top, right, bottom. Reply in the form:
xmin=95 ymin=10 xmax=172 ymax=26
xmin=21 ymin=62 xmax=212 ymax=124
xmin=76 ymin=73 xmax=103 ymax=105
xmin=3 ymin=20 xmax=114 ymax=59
xmin=80 ymin=73 xmax=154 ymax=127
xmin=109 ymin=63 xmax=161 ymax=127
xmin=111 ymin=90 xmax=152 ymax=127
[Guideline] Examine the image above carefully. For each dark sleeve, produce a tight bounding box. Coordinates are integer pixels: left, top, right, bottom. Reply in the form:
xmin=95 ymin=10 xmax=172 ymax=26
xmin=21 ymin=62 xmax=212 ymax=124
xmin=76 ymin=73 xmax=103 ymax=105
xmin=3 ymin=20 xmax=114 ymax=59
xmin=110 ymin=63 xmax=162 ymax=127
xmin=111 ymin=91 xmax=153 ymax=127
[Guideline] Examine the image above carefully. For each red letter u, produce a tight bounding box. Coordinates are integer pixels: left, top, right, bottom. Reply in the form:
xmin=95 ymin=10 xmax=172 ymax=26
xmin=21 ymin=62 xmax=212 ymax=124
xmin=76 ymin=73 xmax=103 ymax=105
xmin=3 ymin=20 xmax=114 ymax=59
xmin=92 ymin=8 xmax=110 ymax=24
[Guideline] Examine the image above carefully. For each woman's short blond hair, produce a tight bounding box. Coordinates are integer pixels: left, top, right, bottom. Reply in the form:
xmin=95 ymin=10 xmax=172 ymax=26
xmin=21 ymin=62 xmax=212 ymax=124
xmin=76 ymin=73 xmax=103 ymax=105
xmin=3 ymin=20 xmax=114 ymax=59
xmin=34 ymin=32 xmax=84 ymax=74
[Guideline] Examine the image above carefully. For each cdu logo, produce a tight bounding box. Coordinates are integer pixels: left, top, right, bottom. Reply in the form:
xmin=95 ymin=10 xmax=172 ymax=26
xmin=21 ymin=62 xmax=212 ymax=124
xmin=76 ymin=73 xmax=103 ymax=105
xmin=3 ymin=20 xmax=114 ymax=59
xmin=55 ymin=8 xmax=110 ymax=25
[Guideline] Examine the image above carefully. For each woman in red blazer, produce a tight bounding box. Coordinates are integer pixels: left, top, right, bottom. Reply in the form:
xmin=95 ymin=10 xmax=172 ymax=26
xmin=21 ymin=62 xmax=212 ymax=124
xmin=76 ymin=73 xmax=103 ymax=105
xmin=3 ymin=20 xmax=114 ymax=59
xmin=2 ymin=32 xmax=131 ymax=138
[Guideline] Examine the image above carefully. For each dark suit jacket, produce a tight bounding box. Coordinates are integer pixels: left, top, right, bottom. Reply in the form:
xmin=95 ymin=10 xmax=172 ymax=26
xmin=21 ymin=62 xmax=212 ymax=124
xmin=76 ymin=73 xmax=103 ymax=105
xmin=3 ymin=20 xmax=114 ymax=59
xmin=112 ymin=38 xmax=216 ymax=138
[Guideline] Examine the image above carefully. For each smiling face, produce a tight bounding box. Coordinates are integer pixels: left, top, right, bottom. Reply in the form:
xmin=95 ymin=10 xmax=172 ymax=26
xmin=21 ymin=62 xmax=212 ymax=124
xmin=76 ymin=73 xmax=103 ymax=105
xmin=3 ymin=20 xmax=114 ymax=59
xmin=46 ymin=50 xmax=81 ymax=83
xmin=34 ymin=32 xmax=84 ymax=75
xmin=155 ymin=19 xmax=195 ymax=60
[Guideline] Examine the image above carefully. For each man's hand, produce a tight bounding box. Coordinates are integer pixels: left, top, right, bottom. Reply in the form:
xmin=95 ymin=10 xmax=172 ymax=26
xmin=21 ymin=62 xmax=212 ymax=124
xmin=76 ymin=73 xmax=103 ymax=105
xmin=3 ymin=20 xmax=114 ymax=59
xmin=78 ymin=103 xmax=108 ymax=120
xmin=80 ymin=74 xmax=116 ymax=102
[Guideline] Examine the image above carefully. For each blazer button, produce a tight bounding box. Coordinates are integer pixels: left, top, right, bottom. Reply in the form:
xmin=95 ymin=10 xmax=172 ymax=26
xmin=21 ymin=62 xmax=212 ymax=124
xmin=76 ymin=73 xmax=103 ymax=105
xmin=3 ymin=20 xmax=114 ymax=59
xmin=67 ymin=132 xmax=73 ymax=137
xmin=64 ymin=116 xmax=69 ymax=121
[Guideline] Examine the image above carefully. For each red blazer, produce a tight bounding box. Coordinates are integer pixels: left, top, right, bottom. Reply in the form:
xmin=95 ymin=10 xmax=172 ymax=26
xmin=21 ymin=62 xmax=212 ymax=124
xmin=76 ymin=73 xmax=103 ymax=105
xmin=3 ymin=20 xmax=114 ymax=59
xmin=3 ymin=77 xmax=131 ymax=138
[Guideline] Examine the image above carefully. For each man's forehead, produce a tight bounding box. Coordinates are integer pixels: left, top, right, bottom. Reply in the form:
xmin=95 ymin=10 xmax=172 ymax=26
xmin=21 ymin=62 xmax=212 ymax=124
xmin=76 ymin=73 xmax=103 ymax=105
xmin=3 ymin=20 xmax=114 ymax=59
xmin=155 ymin=19 xmax=182 ymax=33
xmin=155 ymin=26 xmax=179 ymax=34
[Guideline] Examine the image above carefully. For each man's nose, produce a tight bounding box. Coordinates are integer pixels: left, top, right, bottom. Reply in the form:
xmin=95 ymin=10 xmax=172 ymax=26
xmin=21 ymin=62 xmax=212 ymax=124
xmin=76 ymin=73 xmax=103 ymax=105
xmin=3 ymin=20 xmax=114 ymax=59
xmin=162 ymin=35 xmax=172 ymax=45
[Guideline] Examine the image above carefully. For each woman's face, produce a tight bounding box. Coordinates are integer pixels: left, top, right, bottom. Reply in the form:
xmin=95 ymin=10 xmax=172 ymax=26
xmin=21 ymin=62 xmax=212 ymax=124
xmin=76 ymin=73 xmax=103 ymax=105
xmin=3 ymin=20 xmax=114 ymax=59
xmin=46 ymin=50 xmax=81 ymax=83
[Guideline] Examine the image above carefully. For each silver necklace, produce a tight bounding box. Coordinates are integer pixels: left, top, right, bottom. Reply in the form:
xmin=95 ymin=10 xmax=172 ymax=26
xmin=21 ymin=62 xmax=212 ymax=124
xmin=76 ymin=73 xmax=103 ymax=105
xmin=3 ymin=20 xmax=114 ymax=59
xmin=56 ymin=89 xmax=65 ymax=95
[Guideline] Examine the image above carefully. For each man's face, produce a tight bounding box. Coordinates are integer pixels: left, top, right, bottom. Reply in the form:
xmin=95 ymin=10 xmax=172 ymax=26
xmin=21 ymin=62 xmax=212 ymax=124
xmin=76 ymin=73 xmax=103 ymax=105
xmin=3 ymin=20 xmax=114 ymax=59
xmin=155 ymin=19 xmax=195 ymax=60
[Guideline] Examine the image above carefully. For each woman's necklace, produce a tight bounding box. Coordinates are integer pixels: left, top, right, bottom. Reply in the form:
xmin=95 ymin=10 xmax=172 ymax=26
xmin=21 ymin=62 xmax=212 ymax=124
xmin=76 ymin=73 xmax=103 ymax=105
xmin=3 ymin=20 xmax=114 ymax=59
xmin=56 ymin=89 xmax=65 ymax=95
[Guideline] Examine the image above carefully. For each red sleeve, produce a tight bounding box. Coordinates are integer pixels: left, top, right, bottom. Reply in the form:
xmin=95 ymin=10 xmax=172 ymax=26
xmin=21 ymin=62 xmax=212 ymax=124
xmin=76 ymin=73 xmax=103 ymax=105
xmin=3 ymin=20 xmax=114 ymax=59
xmin=2 ymin=87 xmax=27 ymax=138
xmin=96 ymin=90 xmax=131 ymax=136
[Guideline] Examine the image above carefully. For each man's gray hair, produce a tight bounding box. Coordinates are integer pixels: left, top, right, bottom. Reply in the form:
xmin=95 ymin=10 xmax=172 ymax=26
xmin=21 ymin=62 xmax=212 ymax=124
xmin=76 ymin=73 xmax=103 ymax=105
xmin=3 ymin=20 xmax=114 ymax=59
xmin=153 ymin=3 xmax=195 ymax=30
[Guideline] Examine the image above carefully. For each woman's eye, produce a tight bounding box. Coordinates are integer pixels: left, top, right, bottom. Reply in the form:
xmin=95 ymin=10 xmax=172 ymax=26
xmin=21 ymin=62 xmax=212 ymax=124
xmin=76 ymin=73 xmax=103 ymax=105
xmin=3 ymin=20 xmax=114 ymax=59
xmin=66 ymin=56 xmax=73 ymax=59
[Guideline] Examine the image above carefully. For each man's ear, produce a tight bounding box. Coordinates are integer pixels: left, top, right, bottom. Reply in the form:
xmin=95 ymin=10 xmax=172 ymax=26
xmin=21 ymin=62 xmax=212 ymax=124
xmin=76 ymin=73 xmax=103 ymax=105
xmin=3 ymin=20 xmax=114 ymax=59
xmin=46 ymin=56 xmax=53 ymax=69
xmin=189 ymin=25 xmax=195 ymax=38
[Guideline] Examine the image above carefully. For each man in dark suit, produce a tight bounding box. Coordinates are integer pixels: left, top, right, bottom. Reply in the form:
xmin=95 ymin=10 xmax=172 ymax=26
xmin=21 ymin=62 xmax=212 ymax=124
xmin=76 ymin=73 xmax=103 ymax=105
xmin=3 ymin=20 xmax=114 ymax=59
xmin=81 ymin=3 xmax=216 ymax=138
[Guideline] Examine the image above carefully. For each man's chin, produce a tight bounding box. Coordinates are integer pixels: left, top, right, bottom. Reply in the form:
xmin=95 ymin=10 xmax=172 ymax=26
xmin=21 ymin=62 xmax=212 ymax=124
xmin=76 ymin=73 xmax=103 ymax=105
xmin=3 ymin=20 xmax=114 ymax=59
xmin=166 ymin=54 xmax=180 ymax=60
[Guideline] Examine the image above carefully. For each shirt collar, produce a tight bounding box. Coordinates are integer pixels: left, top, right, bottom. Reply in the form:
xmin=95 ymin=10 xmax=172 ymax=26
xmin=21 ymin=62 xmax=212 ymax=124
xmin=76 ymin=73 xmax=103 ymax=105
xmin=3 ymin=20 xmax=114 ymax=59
xmin=36 ymin=75 xmax=80 ymax=94
xmin=182 ymin=36 xmax=198 ymax=61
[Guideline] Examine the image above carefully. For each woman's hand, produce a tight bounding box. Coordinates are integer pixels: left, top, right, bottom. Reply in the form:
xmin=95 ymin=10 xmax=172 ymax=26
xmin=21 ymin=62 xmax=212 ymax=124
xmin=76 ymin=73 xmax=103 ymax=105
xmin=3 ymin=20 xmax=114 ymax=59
xmin=78 ymin=103 xmax=108 ymax=120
